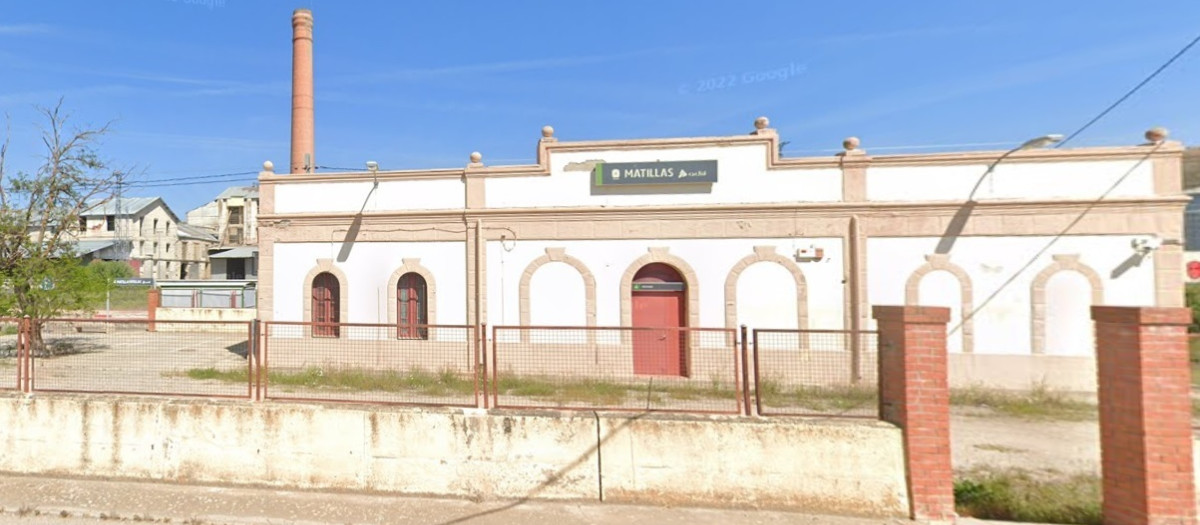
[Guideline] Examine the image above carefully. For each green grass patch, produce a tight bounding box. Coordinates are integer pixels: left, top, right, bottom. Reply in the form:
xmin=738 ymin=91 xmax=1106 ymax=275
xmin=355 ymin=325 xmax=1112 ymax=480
xmin=185 ymin=368 xmax=246 ymax=382
xmin=494 ymin=373 xmax=741 ymax=406
xmin=183 ymin=365 xmax=742 ymax=407
xmin=0 ymin=325 xmax=17 ymax=336
xmin=950 ymin=384 xmax=1095 ymax=421
xmin=755 ymin=378 xmax=877 ymax=413
xmin=1189 ymin=336 xmax=1200 ymax=387
xmin=87 ymin=285 xmax=151 ymax=311
xmin=661 ymin=380 xmax=739 ymax=401
xmin=180 ymin=366 xmax=476 ymax=396
xmin=955 ymin=468 xmax=1101 ymax=525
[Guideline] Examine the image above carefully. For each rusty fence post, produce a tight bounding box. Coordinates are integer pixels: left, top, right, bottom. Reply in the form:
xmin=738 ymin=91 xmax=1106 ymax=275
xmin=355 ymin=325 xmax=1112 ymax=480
xmin=491 ymin=325 xmax=500 ymax=409
xmin=734 ymin=323 xmax=744 ymax=414
xmin=248 ymin=319 xmax=260 ymax=401
xmin=146 ymin=288 xmax=160 ymax=333
xmin=17 ymin=316 xmax=31 ymax=393
xmin=476 ymin=323 xmax=488 ymax=409
xmin=259 ymin=321 xmax=269 ymax=402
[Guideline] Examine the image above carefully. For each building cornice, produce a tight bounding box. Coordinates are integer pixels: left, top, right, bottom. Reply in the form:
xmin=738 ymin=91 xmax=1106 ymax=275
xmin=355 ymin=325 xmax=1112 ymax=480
xmin=257 ymin=196 xmax=1187 ymax=227
xmin=257 ymin=131 xmax=1184 ymax=185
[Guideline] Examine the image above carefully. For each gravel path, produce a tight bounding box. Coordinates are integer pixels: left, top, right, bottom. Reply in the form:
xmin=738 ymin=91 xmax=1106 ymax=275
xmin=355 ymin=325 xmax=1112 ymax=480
xmin=951 ymin=409 xmax=1100 ymax=477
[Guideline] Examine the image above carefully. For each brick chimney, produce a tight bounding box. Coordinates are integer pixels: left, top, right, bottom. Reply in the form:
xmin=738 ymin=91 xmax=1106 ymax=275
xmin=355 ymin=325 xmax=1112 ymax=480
xmin=290 ymin=8 xmax=314 ymax=174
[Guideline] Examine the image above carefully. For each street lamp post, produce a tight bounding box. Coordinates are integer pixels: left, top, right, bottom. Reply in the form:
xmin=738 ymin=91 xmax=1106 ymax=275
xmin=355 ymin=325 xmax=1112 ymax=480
xmin=966 ymin=134 xmax=1064 ymax=201
xmin=936 ymin=134 xmax=1063 ymax=254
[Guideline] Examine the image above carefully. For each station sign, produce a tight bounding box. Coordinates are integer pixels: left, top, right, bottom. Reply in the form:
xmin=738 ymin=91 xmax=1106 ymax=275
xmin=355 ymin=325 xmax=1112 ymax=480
xmin=632 ymin=282 xmax=686 ymax=292
xmin=114 ymin=278 xmax=154 ymax=286
xmin=593 ymin=160 xmax=717 ymax=186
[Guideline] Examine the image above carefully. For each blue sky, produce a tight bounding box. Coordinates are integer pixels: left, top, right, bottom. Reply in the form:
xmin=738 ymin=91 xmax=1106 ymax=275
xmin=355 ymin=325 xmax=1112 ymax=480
xmin=1 ymin=0 xmax=1198 ymax=217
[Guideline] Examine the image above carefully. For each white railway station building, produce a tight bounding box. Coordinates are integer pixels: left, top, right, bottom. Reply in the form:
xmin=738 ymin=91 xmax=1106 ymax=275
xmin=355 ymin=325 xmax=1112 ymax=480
xmin=257 ymin=8 xmax=1187 ymax=392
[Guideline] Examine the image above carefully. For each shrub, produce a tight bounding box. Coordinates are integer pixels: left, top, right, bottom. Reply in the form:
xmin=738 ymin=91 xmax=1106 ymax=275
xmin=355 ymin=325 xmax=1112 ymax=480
xmin=955 ymin=468 xmax=1101 ymax=525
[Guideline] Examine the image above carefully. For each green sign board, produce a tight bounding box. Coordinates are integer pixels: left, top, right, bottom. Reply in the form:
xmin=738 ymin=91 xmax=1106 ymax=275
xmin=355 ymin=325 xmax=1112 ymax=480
xmin=114 ymin=278 xmax=154 ymax=286
xmin=632 ymin=282 xmax=685 ymax=292
xmin=593 ymin=160 xmax=718 ymax=186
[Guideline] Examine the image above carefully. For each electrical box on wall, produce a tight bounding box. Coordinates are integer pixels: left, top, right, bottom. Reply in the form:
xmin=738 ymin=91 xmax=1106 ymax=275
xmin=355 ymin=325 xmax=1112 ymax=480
xmin=794 ymin=245 xmax=824 ymax=262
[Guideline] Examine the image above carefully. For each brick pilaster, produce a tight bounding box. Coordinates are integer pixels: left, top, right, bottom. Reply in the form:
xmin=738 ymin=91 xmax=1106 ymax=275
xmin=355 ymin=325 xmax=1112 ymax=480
xmin=1092 ymin=306 xmax=1196 ymax=525
xmin=873 ymin=305 xmax=955 ymax=522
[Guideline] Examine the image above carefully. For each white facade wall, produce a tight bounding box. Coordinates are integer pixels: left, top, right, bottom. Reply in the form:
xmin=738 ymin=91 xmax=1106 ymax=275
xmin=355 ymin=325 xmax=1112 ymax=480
xmin=486 ymin=238 xmax=845 ymax=329
xmin=528 ymin=261 xmax=587 ymax=326
xmin=262 ymin=136 xmax=1179 ymax=391
xmin=866 ymin=159 xmax=1154 ymax=201
xmin=272 ymin=241 xmax=466 ymax=324
xmin=486 ymin=144 xmax=843 ymax=208
xmin=866 ymin=235 xmax=1157 ymax=355
xmin=274 ymin=179 xmax=463 ymax=214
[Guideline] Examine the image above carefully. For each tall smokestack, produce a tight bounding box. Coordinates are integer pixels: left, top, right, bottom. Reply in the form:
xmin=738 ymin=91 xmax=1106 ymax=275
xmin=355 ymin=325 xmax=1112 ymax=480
xmin=290 ymin=8 xmax=314 ymax=174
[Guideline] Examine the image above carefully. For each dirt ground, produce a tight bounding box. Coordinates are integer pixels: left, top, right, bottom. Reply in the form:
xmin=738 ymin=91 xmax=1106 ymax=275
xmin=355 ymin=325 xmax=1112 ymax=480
xmin=951 ymin=408 xmax=1100 ymax=477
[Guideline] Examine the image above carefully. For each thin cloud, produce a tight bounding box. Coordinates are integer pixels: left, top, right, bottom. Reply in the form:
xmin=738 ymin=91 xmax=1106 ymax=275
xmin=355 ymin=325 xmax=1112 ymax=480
xmin=324 ymin=46 xmax=707 ymax=86
xmin=0 ymin=85 xmax=145 ymax=106
xmin=116 ymin=131 xmax=286 ymax=153
xmin=0 ymin=24 xmax=54 ymax=36
xmin=786 ymin=36 xmax=1184 ymax=133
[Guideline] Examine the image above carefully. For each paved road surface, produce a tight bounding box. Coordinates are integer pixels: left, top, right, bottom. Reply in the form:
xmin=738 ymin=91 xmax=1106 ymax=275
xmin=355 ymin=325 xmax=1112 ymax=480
xmin=0 ymin=473 xmax=926 ymax=525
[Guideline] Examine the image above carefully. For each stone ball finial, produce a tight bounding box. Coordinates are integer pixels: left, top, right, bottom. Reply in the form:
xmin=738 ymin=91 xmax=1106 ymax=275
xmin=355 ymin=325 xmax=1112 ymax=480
xmin=469 ymin=151 xmax=483 ymax=164
xmin=754 ymin=116 xmax=769 ymax=130
xmin=262 ymin=160 xmax=274 ymax=172
xmin=1145 ymin=127 xmax=1169 ymax=143
xmin=842 ymin=136 xmax=861 ymax=151
xmin=542 ymin=125 xmax=555 ymax=138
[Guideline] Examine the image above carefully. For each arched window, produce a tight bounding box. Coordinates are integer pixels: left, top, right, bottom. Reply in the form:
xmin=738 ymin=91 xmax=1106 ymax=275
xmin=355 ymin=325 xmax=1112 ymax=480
xmin=312 ymin=272 xmax=340 ymax=338
xmin=397 ymin=272 xmax=428 ymax=339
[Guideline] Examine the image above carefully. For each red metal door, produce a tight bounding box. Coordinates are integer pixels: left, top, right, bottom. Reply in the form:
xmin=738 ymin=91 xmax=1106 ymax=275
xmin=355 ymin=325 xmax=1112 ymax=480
xmin=631 ymin=263 xmax=685 ymax=376
xmin=312 ymin=272 xmax=339 ymax=338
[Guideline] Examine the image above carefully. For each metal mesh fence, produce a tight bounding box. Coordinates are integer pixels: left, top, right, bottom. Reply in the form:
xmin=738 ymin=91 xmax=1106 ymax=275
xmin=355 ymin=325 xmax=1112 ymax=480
xmin=161 ymin=289 xmax=256 ymax=309
xmin=0 ymin=318 xmax=19 ymax=391
xmin=29 ymin=319 xmax=253 ymax=398
xmin=752 ymin=329 xmax=879 ymax=418
xmin=491 ymin=326 xmax=742 ymax=414
xmin=262 ymin=322 xmax=480 ymax=407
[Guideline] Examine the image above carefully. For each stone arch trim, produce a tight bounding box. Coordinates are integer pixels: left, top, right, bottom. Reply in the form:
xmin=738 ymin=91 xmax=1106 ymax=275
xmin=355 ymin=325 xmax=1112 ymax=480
xmin=619 ymin=247 xmax=702 ymax=329
xmin=518 ymin=248 xmax=597 ymax=327
xmin=387 ymin=258 xmax=438 ymax=328
xmin=1030 ymin=254 xmax=1105 ymax=355
xmin=723 ymin=246 xmax=808 ymax=331
xmin=904 ymin=254 xmax=974 ymax=353
xmin=302 ymin=258 xmax=350 ymax=338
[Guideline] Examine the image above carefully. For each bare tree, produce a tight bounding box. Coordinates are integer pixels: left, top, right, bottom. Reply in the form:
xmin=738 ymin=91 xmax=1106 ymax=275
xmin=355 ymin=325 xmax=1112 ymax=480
xmin=0 ymin=99 xmax=126 ymax=353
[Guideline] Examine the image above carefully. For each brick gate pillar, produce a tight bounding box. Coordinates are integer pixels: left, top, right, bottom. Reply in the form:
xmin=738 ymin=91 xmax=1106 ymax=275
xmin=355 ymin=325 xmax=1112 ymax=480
xmin=872 ymin=305 xmax=955 ymax=522
xmin=1092 ymin=306 xmax=1196 ymax=525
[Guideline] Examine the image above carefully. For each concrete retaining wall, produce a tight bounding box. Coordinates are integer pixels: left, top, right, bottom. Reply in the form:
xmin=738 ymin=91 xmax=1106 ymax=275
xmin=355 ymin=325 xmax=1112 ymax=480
xmin=154 ymin=308 xmax=256 ymax=329
xmin=0 ymin=394 xmax=908 ymax=516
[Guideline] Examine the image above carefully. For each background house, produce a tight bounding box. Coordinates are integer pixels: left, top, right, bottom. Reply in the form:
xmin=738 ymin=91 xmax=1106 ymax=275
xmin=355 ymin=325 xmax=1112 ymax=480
xmin=186 ymin=186 xmax=259 ymax=281
xmin=76 ymin=197 xmax=216 ymax=280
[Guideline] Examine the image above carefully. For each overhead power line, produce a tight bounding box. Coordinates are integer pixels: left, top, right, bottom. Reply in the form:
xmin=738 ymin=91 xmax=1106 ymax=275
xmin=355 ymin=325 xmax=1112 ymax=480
xmin=1056 ymin=31 xmax=1200 ymax=148
xmin=123 ymin=170 xmax=258 ymax=187
xmin=124 ymin=176 xmax=258 ymax=189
